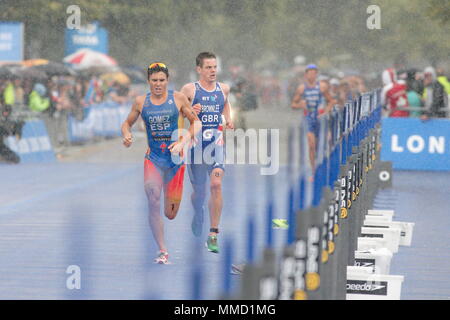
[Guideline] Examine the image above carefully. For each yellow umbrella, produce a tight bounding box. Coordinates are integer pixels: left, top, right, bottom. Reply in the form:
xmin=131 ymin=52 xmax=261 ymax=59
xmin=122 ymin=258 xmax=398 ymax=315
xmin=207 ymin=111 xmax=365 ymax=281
xmin=21 ymin=59 xmax=50 ymax=67
xmin=100 ymin=72 xmax=130 ymax=85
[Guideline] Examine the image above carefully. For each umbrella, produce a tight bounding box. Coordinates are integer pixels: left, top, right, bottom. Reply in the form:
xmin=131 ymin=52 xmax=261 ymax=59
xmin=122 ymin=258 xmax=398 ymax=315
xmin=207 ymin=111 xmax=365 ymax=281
xmin=64 ymin=48 xmax=118 ymax=69
xmin=12 ymin=66 xmax=47 ymax=81
xmin=21 ymin=59 xmax=50 ymax=67
xmin=121 ymin=67 xmax=147 ymax=84
xmin=0 ymin=66 xmax=13 ymax=79
xmin=76 ymin=65 xmax=120 ymax=77
xmin=100 ymin=72 xmax=130 ymax=85
xmin=31 ymin=61 xmax=76 ymax=77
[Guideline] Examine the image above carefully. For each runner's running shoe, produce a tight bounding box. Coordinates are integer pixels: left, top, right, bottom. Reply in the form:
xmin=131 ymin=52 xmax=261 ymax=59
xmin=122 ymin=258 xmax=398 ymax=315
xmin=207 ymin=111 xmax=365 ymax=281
xmin=206 ymin=235 xmax=219 ymax=253
xmin=154 ymin=251 xmax=169 ymax=264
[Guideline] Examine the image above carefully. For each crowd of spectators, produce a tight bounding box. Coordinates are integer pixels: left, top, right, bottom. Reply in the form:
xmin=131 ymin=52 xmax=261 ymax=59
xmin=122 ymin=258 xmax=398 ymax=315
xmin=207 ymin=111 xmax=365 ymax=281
xmin=286 ymin=71 xmax=368 ymax=109
xmin=227 ymin=64 xmax=369 ymax=116
xmin=383 ymin=66 xmax=450 ymax=119
xmin=0 ymin=74 xmax=135 ymax=116
xmin=226 ymin=63 xmax=449 ymax=121
xmin=1 ymin=60 xmax=449 ymax=163
xmin=0 ymin=70 xmax=137 ymax=149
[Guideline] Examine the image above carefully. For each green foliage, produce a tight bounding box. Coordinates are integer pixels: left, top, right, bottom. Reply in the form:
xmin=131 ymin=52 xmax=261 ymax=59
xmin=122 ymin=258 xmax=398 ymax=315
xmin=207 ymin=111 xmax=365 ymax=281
xmin=426 ymin=0 xmax=450 ymax=24
xmin=0 ymin=0 xmax=448 ymax=74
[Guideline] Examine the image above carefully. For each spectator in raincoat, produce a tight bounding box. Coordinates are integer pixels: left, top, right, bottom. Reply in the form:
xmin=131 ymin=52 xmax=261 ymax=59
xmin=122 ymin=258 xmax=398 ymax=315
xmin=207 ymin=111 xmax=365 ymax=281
xmin=421 ymin=66 xmax=448 ymax=119
xmin=29 ymin=83 xmax=50 ymax=113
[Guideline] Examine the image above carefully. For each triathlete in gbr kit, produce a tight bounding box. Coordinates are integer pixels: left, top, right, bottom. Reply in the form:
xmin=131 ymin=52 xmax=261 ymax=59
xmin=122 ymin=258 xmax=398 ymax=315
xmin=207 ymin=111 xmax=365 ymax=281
xmin=181 ymin=52 xmax=233 ymax=254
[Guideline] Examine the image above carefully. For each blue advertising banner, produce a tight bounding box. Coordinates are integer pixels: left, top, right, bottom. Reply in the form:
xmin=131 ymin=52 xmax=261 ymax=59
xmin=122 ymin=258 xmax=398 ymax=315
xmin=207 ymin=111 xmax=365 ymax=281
xmin=65 ymin=21 xmax=108 ymax=56
xmin=0 ymin=22 xmax=24 ymax=62
xmin=381 ymin=118 xmax=450 ymax=171
xmin=4 ymin=120 xmax=56 ymax=163
xmin=68 ymin=102 xmax=130 ymax=143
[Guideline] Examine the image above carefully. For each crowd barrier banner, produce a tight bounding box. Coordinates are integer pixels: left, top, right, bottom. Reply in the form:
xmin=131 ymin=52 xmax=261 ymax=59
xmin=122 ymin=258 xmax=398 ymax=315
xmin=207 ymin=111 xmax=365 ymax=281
xmin=381 ymin=118 xmax=450 ymax=171
xmin=67 ymin=102 xmax=130 ymax=143
xmin=4 ymin=119 xmax=56 ymax=163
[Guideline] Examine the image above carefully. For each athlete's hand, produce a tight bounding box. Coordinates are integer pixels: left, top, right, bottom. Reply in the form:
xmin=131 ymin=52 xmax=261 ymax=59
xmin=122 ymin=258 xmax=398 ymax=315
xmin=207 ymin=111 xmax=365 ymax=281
xmin=317 ymin=111 xmax=328 ymax=119
xmin=168 ymin=141 xmax=183 ymax=155
xmin=299 ymin=100 xmax=307 ymax=110
xmin=123 ymin=132 xmax=133 ymax=148
xmin=226 ymin=121 xmax=234 ymax=130
xmin=193 ymin=103 xmax=202 ymax=114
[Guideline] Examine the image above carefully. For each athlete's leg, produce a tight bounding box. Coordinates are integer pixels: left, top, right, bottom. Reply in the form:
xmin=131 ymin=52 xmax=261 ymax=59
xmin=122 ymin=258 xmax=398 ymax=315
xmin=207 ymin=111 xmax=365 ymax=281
xmin=205 ymin=164 xmax=225 ymax=253
xmin=188 ymin=163 xmax=207 ymax=237
xmin=208 ymin=167 xmax=224 ymax=236
xmin=307 ymin=131 xmax=316 ymax=172
xmin=163 ymin=165 xmax=185 ymax=220
xmin=188 ymin=164 xmax=207 ymax=214
xmin=144 ymin=159 xmax=166 ymax=252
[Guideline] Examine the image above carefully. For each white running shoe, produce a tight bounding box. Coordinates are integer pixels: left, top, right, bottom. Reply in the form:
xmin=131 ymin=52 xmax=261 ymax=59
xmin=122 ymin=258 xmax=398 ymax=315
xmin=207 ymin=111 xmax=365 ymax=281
xmin=154 ymin=251 xmax=169 ymax=264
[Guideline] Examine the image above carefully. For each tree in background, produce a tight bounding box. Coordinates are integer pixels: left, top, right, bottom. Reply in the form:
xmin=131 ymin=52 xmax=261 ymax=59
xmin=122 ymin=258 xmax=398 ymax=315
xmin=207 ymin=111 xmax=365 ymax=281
xmin=1 ymin=0 xmax=449 ymax=80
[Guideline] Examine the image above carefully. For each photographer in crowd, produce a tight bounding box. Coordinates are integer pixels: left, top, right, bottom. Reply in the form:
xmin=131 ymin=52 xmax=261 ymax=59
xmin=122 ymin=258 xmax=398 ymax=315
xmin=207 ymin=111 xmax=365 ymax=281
xmin=229 ymin=76 xmax=258 ymax=130
xmin=421 ymin=66 xmax=448 ymax=120
xmin=0 ymin=104 xmax=24 ymax=163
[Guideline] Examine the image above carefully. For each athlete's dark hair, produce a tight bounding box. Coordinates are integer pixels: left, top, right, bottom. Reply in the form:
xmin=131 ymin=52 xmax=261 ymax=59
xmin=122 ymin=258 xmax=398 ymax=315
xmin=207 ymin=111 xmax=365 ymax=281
xmin=196 ymin=52 xmax=216 ymax=67
xmin=147 ymin=63 xmax=169 ymax=80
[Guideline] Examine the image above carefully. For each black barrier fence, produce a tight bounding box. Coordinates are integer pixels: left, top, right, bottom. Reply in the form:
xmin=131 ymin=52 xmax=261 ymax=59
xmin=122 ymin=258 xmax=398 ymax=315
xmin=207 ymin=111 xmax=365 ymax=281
xmin=233 ymin=89 xmax=387 ymax=300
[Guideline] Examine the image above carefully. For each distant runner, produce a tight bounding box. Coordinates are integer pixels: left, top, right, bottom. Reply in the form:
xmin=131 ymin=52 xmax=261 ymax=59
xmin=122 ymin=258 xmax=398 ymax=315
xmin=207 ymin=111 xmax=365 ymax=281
xmin=121 ymin=62 xmax=201 ymax=264
xmin=290 ymin=64 xmax=336 ymax=172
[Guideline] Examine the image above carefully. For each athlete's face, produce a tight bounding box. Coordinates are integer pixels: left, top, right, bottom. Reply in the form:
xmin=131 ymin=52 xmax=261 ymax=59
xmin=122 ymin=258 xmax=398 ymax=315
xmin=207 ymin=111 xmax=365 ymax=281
xmin=305 ymin=69 xmax=318 ymax=83
xmin=197 ymin=58 xmax=217 ymax=82
xmin=148 ymin=71 xmax=168 ymax=96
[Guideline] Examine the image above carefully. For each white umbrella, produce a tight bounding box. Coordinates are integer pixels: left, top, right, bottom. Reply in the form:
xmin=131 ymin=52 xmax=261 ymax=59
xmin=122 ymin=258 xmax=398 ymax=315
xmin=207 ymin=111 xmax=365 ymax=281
xmin=63 ymin=48 xmax=118 ymax=69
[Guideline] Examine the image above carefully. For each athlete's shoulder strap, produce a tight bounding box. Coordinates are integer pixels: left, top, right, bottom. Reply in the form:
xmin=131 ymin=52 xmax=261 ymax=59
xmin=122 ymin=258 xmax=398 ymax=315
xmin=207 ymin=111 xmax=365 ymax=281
xmin=216 ymin=82 xmax=227 ymax=101
xmin=168 ymin=90 xmax=177 ymax=106
xmin=194 ymin=82 xmax=201 ymax=91
xmin=143 ymin=92 xmax=152 ymax=106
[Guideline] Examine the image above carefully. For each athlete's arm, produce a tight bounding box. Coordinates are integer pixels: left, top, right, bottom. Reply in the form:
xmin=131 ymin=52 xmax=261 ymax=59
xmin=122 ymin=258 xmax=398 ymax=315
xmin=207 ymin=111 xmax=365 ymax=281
xmin=121 ymin=95 xmax=144 ymax=148
xmin=169 ymin=92 xmax=202 ymax=154
xmin=221 ymin=83 xmax=234 ymax=129
xmin=179 ymin=93 xmax=202 ymax=143
xmin=291 ymin=84 xmax=306 ymax=110
xmin=181 ymin=83 xmax=201 ymax=114
xmin=320 ymin=81 xmax=336 ymax=115
xmin=180 ymin=83 xmax=194 ymax=102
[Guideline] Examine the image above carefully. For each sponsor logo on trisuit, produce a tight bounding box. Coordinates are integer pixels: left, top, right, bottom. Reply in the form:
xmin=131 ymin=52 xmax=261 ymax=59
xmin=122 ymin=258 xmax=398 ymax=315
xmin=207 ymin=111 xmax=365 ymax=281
xmin=347 ymin=280 xmax=388 ymax=295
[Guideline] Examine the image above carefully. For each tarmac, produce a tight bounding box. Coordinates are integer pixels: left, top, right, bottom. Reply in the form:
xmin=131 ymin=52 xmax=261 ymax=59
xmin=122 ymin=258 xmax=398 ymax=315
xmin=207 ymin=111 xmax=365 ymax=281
xmin=1 ymin=104 xmax=449 ymax=299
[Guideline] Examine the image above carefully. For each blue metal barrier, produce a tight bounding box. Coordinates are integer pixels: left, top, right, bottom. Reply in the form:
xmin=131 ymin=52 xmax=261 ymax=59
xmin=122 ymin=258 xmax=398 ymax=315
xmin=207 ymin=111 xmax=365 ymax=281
xmin=222 ymin=238 xmax=233 ymax=296
xmin=246 ymin=215 xmax=255 ymax=264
